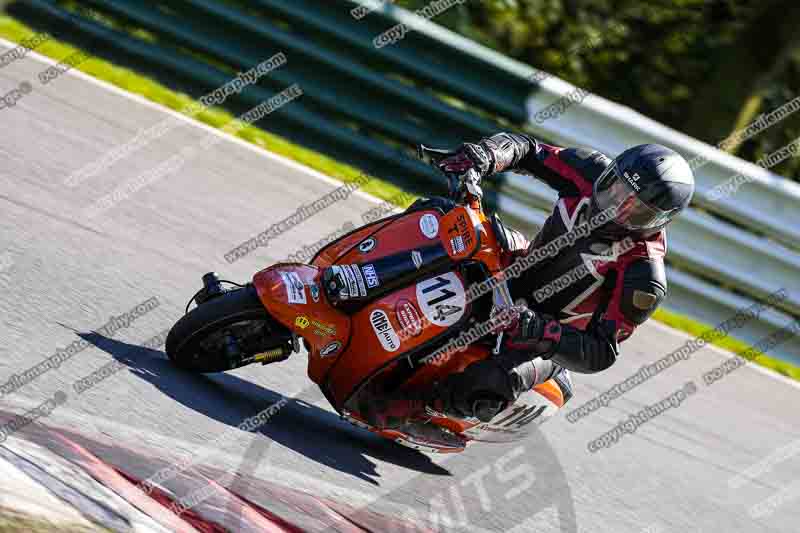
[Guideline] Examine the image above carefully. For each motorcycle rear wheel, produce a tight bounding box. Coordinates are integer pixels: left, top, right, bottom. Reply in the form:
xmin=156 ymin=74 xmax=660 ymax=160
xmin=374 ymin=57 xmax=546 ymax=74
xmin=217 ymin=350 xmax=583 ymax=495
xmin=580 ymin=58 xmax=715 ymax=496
xmin=166 ymin=285 xmax=290 ymax=373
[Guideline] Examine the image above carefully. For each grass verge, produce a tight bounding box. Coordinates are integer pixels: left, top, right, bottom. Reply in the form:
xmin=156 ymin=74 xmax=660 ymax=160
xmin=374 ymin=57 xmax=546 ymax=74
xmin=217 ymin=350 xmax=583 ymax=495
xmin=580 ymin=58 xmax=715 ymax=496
xmin=0 ymin=15 xmax=797 ymax=381
xmin=653 ymin=307 xmax=800 ymax=380
xmin=0 ymin=508 xmax=109 ymax=532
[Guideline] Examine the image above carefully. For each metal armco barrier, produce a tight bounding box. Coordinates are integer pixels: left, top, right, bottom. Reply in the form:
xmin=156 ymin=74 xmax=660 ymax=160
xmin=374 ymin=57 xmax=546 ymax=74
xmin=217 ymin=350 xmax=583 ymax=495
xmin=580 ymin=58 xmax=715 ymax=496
xmin=10 ymin=0 xmax=799 ymax=364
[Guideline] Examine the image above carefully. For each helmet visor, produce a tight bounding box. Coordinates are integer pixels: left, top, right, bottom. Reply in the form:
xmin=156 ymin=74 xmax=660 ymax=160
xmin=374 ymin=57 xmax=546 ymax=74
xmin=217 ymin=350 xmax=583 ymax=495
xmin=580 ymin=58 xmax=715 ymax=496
xmin=594 ymin=164 xmax=677 ymax=230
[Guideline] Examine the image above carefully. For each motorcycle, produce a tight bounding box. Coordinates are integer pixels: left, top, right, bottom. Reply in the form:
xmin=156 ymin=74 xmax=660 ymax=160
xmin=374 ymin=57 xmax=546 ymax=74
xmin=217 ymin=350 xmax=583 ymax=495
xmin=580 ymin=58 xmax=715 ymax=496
xmin=166 ymin=146 xmax=568 ymax=453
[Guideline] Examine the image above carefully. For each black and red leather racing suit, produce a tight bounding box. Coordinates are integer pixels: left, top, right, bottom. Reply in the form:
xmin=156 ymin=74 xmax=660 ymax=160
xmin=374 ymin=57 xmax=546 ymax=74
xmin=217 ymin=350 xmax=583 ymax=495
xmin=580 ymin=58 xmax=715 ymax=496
xmin=478 ymin=132 xmax=668 ymax=377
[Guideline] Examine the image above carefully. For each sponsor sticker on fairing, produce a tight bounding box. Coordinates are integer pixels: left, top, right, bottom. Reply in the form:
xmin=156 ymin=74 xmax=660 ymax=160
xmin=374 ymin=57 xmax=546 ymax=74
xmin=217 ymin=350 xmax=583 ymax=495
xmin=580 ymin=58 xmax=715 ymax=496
xmin=449 ymin=235 xmax=465 ymax=254
xmin=339 ymin=265 xmax=367 ymax=298
xmin=447 ymin=213 xmax=474 ymax=251
xmin=411 ymin=250 xmax=423 ymax=269
xmin=370 ymin=309 xmax=400 ymax=352
xmin=352 ymin=265 xmax=367 ymax=297
xmin=363 ymin=264 xmax=380 ymax=289
xmin=395 ymin=299 xmax=423 ymax=337
xmin=419 ymin=213 xmax=439 ymax=239
xmin=279 ymin=271 xmax=307 ymax=304
xmin=358 ymin=238 xmax=377 ymax=253
xmin=309 ymin=284 xmax=321 ymax=303
xmin=311 ymin=319 xmax=336 ymax=337
xmin=340 ymin=265 xmax=358 ymax=297
xmin=320 ymin=341 xmax=342 ymax=358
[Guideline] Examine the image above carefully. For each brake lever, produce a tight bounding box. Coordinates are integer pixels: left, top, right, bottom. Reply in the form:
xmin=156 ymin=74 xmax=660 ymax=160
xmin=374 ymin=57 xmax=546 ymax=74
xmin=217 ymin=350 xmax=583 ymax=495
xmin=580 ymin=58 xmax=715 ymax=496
xmin=461 ymin=168 xmax=483 ymax=200
xmin=417 ymin=144 xmax=483 ymax=203
xmin=448 ymin=168 xmax=483 ymax=204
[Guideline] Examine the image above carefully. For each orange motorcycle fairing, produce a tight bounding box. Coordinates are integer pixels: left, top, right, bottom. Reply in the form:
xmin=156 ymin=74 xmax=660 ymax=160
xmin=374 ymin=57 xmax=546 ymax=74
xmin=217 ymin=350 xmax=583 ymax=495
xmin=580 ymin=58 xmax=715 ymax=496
xmin=304 ymin=207 xmax=513 ymax=410
xmin=313 ymin=208 xmax=449 ymax=268
xmin=311 ymin=215 xmax=399 ymax=269
xmin=438 ymin=205 xmax=481 ymax=262
xmin=252 ymin=264 xmax=352 ymax=384
xmin=325 ymin=267 xmax=476 ymax=408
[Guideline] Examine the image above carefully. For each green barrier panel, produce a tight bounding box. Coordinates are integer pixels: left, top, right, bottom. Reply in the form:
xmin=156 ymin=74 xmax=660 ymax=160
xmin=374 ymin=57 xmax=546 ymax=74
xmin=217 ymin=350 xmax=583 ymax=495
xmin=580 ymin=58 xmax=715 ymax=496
xmin=247 ymin=0 xmax=534 ymax=122
xmin=9 ymin=0 xmax=457 ymax=194
xmin=173 ymin=0 xmax=500 ymax=139
xmin=80 ymin=0 xmax=443 ymax=146
xmin=8 ymin=0 xmax=511 ymax=206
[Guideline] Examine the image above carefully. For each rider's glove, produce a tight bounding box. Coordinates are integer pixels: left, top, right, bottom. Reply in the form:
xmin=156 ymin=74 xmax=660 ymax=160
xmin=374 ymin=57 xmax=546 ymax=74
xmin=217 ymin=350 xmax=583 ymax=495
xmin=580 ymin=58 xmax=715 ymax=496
xmin=501 ymin=307 xmax=562 ymax=360
xmin=438 ymin=142 xmax=494 ymax=180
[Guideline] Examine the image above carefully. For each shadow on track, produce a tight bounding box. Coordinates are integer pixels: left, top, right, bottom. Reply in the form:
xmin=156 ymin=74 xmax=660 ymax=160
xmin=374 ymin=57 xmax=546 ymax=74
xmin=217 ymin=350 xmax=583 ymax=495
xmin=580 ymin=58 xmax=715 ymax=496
xmin=76 ymin=331 xmax=450 ymax=485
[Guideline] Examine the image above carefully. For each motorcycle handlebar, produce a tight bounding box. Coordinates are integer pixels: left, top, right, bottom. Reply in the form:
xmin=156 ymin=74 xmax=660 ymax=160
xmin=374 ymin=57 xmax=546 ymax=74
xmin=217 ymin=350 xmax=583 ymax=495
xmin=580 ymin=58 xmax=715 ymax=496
xmin=417 ymin=144 xmax=483 ymax=203
xmin=419 ymin=144 xmax=511 ymax=339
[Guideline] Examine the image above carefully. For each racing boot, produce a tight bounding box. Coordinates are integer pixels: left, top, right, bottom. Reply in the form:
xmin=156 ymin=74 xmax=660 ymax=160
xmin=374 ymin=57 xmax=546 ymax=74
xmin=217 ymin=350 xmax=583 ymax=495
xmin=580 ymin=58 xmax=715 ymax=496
xmin=357 ymin=384 xmax=446 ymax=429
xmin=434 ymin=357 xmax=573 ymax=422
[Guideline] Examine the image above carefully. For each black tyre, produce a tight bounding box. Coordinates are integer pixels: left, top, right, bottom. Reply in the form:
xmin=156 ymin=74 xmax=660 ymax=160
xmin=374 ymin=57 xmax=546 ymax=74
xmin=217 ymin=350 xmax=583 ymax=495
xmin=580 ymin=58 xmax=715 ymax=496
xmin=166 ymin=285 xmax=288 ymax=373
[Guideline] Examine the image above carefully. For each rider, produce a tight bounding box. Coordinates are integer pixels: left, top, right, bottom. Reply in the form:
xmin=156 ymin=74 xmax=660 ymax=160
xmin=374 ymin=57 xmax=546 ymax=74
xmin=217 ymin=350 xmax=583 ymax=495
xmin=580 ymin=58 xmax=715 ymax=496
xmin=370 ymin=133 xmax=695 ymax=427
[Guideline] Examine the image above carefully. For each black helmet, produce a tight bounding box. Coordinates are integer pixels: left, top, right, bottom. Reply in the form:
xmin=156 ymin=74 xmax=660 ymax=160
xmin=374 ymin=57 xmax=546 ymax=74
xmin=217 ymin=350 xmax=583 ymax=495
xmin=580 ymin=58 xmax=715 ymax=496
xmin=591 ymin=144 xmax=694 ymax=238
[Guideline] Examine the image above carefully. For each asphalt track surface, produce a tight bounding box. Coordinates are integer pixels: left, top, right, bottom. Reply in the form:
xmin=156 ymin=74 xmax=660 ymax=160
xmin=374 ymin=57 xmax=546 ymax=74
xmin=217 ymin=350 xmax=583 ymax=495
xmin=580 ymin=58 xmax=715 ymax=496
xmin=1 ymin=42 xmax=799 ymax=533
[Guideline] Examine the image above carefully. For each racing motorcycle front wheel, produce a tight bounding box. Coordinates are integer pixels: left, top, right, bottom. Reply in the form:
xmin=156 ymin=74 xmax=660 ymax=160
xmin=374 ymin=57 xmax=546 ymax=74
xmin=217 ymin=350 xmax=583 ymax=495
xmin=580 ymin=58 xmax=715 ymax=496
xmin=166 ymin=278 xmax=296 ymax=373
